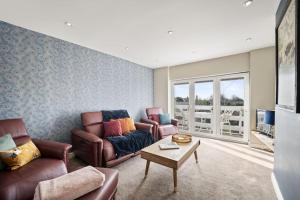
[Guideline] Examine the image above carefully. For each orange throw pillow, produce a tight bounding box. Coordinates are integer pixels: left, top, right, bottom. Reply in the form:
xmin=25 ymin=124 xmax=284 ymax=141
xmin=125 ymin=118 xmax=136 ymax=132
xmin=118 ymin=118 xmax=131 ymax=134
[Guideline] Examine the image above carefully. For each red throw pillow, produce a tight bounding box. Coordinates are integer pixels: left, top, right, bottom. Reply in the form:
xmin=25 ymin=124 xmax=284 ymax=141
xmin=103 ymin=120 xmax=122 ymax=137
xmin=149 ymin=114 xmax=160 ymax=124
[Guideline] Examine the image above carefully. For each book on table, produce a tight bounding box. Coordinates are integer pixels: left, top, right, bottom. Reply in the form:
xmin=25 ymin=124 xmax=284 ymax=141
xmin=159 ymin=142 xmax=179 ymax=150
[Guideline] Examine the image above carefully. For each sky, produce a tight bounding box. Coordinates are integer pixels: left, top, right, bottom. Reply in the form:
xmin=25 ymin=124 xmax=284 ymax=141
xmin=174 ymin=79 xmax=244 ymax=100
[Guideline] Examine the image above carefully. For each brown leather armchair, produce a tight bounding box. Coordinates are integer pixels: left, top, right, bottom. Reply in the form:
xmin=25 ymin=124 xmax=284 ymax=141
xmin=71 ymin=112 xmax=153 ymax=167
xmin=0 ymin=118 xmax=72 ymax=200
xmin=141 ymin=107 xmax=178 ymax=141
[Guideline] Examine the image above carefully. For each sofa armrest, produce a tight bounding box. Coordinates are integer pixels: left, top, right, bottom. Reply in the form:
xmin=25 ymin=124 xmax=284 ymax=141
xmin=71 ymin=129 xmax=103 ymax=167
xmin=32 ymin=139 xmax=72 ymax=165
xmin=141 ymin=118 xmax=159 ymax=126
xmin=171 ymin=118 xmax=178 ymax=127
xmin=135 ymin=122 xmax=153 ymax=133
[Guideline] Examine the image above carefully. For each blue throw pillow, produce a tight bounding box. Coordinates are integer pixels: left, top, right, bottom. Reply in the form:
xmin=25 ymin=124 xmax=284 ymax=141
xmin=0 ymin=134 xmax=17 ymax=170
xmin=159 ymin=114 xmax=171 ymax=125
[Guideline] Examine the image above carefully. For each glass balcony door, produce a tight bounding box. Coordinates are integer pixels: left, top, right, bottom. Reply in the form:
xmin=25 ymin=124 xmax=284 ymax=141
xmin=220 ymin=77 xmax=246 ymax=139
xmin=194 ymin=80 xmax=214 ymax=135
xmin=173 ymin=82 xmax=190 ymax=132
xmin=172 ymin=73 xmax=249 ymax=143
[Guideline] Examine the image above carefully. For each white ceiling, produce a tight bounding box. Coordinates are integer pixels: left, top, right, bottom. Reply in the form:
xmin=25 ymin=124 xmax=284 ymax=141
xmin=0 ymin=0 xmax=277 ymax=68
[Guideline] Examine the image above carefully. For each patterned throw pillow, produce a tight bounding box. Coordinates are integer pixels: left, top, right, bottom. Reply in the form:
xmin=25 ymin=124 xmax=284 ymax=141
xmin=149 ymin=114 xmax=160 ymax=124
xmin=103 ymin=120 xmax=123 ymax=137
xmin=125 ymin=118 xmax=136 ymax=132
xmin=0 ymin=140 xmax=41 ymax=170
xmin=0 ymin=134 xmax=17 ymax=171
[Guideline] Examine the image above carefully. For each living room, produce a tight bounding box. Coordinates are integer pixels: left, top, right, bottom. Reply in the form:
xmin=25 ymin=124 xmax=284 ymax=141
xmin=0 ymin=0 xmax=299 ymax=200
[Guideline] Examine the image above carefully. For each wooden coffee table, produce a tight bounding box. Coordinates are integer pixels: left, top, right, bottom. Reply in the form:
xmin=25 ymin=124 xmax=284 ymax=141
xmin=141 ymin=135 xmax=201 ymax=192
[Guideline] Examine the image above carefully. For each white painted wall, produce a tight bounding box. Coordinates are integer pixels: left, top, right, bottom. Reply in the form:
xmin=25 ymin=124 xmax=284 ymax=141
xmin=250 ymin=47 xmax=276 ymax=129
xmin=154 ymin=67 xmax=170 ymax=113
xmin=169 ymin=53 xmax=250 ymax=80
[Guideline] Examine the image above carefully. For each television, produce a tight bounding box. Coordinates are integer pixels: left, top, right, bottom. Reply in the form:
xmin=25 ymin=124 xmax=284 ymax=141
xmin=256 ymin=109 xmax=275 ymax=138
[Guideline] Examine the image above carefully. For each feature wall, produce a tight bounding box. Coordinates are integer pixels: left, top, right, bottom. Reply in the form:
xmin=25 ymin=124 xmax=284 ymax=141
xmin=0 ymin=21 xmax=153 ymax=142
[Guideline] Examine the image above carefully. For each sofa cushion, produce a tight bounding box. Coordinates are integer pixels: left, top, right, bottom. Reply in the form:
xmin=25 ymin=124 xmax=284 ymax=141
xmin=0 ymin=158 xmax=67 ymax=200
xmin=102 ymin=139 xmax=116 ymax=162
xmin=158 ymin=124 xmax=178 ymax=138
xmin=103 ymin=121 xmax=122 ymax=138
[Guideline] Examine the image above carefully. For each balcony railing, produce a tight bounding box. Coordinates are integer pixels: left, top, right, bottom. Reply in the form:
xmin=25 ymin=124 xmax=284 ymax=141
xmin=174 ymin=104 xmax=244 ymax=138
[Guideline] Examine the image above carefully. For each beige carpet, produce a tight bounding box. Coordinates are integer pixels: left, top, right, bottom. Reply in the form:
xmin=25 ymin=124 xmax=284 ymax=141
xmin=71 ymin=138 xmax=276 ymax=200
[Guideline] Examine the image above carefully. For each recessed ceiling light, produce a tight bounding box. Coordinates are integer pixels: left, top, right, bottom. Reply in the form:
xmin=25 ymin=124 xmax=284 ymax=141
xmin=125 ymin=47 xmax=129 ymax=50
xmin=168 ymin=30 xmax=173 ymax=35
xmin=243 ymin=0 xmax=253 ymax=7
xmin=64 ymin=21 xmax=72 ymax=27
xmin=246 ymin=37 xmax=252 ymax=42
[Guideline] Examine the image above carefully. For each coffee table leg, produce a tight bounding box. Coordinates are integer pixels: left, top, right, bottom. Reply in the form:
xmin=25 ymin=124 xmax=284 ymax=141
xmin=173 ymin=168 xmax=177 ymax=192
xmin=145 ymin=160 xmax=150 ymax=177
xmin=194 ymin=150 xmax=198 ymax=163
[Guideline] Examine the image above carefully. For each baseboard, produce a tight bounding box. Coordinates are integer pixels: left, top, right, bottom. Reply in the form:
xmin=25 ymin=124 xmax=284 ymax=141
xmin=271 ymin=172 xmax=284 ymax=200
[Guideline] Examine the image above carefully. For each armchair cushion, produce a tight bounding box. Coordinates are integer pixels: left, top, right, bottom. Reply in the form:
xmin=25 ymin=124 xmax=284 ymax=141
xmin=32 ymin=139 xmax=72 ymax=165
xmin=158 ymin=124 xmax=178 ymax=139
xmin=149 ymin=114 xmax=160 ymax=124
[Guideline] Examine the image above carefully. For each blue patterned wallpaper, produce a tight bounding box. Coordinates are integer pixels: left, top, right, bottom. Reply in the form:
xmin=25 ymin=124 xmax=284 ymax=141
xmin=0 ymin=21 xmax=153 ymax=142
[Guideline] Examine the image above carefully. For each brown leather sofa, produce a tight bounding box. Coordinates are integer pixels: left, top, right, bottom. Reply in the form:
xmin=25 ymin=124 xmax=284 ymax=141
xmin=71 ymin=112 xmax=153 ymax=167
xmin=0 ymin=118 xmax=119 ymax=200
xmin=0 ymin=118 xmax=71 ymax=200
xmin=141 ymin=107 xmax=178 ymax=141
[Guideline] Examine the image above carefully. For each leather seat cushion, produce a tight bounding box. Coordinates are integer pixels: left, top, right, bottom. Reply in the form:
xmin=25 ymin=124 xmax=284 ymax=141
xmin=77 ymin=167 xmax=119 ymax=200
xmin=0 ymin=158 xmax=67 ymax=200
xmin=103 ymin=139 xmax=116 ymax=162
xmin=158 ymin=124 xmax=178 ymax=137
